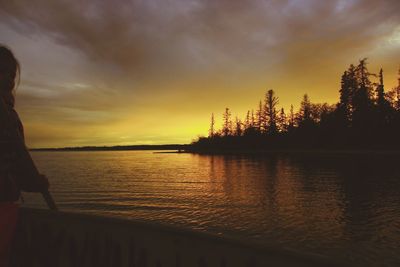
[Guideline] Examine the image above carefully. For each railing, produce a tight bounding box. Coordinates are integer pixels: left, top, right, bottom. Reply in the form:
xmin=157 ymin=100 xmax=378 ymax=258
xmin=10 ymin=208 xmax=338 ymax=267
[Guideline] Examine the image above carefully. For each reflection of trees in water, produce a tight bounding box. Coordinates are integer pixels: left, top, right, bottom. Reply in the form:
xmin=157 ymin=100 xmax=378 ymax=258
xmin=202 ymin=154 xmax=346 ymax=245
xmin=202 ymin=153 xmax=400 ymax=253
xmin=285 ymin=154 xmax=400 ymax=250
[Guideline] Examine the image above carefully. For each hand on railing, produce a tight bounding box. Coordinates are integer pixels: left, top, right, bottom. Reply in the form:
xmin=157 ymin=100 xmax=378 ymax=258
xmin=39 ymin=174 xmax=50 ymax=190
xmin=39 ymin=174 xmax=57 ymax=211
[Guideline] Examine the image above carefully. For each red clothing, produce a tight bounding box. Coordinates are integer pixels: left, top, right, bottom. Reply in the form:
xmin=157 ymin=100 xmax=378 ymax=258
xmin=0 ymin=203 xmax=18 ymax=267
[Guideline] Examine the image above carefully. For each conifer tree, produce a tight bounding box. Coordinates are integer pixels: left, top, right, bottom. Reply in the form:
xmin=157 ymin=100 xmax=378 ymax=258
xmin=222 ymin=108 xmax=232 ymax=136
xmin=352 ymin=59 xmax=373 ymax=128
xmin=395 ymin=67 xmax=400 ymax=110
xmin=209 ymin=113 xmax=215 ymax=137
xmin=289 ymin=104 xmax=295 ymax=129
xmin=194 ymin=59 xmax=400 ymax=150
xmin=264 ymin=89 xmax=279 ymax=133
xmin=338 ymin=71 xmax=351 ymax=123
xmin=376 ymin=68 xmax=386 ymax=108
xmin=244 ymin=110 xmax=251 ymax=131
xmin=299 ymin=94 xmax=312 ymax=123
xmin=354 ymin=58 xmax=373 ymax=110
xmin=347 ymin=64 xmax=358 ymax=112
xmin=256 ymin=100 xmax=264 ymax=132
xmin=278 ymin=108 xmax=287 ymax=132
xmin=235 ymin=116 xmax=243 ymax=136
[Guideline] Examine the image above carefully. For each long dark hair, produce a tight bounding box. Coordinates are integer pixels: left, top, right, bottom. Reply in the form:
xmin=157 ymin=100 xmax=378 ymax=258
xmin=0 ymin=45 xmax=20 ymax=107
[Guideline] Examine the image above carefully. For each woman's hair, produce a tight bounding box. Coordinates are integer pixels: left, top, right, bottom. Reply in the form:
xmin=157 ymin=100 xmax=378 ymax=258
xmin=0 ymin=45 xmax=20 ymax=107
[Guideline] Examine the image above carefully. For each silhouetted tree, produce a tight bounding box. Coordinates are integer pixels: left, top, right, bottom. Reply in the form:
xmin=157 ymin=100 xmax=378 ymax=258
xmin=264 ymin=89 xmax=279 ymax=133
xmin=389 ymin=68 xmax=400 ymax=111
xmin=376 ymin=68 xmax=386 ymax=108
xmin=256 ymin=100 xmax=264 ymax=132
xmin=277 ymin=108 xmax=287 ymax=132
xmin=320 ymin=103 xmax=335 ymax=120
xmin=397 ymin=67 xmax=400 ymax=110
xmin=387 ymin=87 xmax=400 ymax=110
xmin=394 ymin=86 xmax=400 ymax=111
xmin=251 ymin=109 xmax=255 ymax=127
xmin=289 ymin=104 xmax=295 ymax=129
xmin=347 ymin=64 xmax=358 ymax=113
xmin=352 ymin=59 xmax=374 ymax=131
xmin=374 ymin=68 xmax=393 ymax=130
xmin=222 ymin=108 xmax=232 ymax=136
xmin=244 ymin=109 xmax=258 ymax=136
xmin=209 ymin=113 xmax=215 ymax=137
xmin=299 ymin=94 xmax=312 ymax=123
xmin=338 ymin=70 xmax=352 ymax=125
xmin=244 ymin=110 xmax=251 ymax=130
xmin=234 ymin=116 xmax=243 ymax=136
xmin=193 ymin=59 xmax=400 ymax=151
xmin=356 ymin=59 xmax=373 ymax=98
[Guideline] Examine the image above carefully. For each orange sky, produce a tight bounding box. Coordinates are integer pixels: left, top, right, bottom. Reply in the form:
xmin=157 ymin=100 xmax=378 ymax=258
xmin=0 ymin=0 xmax=399 ymax=148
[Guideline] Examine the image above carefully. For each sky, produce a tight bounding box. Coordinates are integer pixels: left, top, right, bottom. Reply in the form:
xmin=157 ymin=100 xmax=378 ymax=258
xmin=0 ymin=0 xmax=399 ymax=148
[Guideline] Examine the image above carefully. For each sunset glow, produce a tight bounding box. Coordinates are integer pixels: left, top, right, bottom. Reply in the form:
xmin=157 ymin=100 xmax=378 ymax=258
xmin=0 ymin=0 xmax=399 ymax=148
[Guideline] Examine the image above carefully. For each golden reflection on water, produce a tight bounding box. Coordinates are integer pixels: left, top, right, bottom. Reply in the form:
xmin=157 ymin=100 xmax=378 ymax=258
xmin=201 ymin=155 xmax=346 ymax=245
xmin=23 ymin=151 xmax=400 ymax=265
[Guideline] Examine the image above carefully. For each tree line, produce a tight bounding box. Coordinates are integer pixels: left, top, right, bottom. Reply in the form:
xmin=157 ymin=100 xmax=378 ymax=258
xmin=192 ymin=59 xmax=400 ymax=150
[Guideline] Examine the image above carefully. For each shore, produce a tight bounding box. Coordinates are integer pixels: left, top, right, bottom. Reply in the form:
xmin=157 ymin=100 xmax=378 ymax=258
xmin=30 ymin=145 xmax=400 ymax=156
xmin=30 ymin=144 xmax=189 ymax=152
xmin=183 ymin=148 xmax=400 ymax=155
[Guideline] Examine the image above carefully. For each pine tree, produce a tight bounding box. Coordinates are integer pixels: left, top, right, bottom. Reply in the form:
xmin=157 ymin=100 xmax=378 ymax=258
xmin=352 ymin=59 xmax=373 ymax=129
xmin=347 ymin=64 xmax=358 ymax=112
xmin=256 ymin=100 xmax=264 ymax=133
xmin=277 ymin=108 xmax=287 ymax=132
xmin=357 ymin=59 xmax=372 ymax=94
xmin=264 ymin=89 xmax=279 ymax=133
xmin=395 ymin=89 xmax=400 ymax=111
xmin=234 ymin=116 xmax=243 ymax=136
xmin=354 ymin=58 xmax=373 ymax=110
xmin=244 ymin=110 xmax=251 ymax=131
xmin=222 ymin=108 xmax=232 ymax=136
xmin=193 ymin=58 xmax=400 ymax=150
xmin=289 ymin=104 xmax=295 ymax=129
xmin=395 ymin=67 xmax=400 ymax=110
xmin=299 ymin=94 xmax=312 ymax=122
xmin=251 ymin=109 xmax=255 ymax=127
xmin=338 ymin=70 xmax=351 ymax=123
xmin=209 ymin=113 xmax=215 ymax=137
xmin=376 ymin=68 xmax=386 ymax=108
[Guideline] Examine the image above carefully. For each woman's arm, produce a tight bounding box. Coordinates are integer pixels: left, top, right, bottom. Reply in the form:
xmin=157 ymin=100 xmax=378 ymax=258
xmin=0 ymin=99 xmax=48 ymax=193
xmin=10 ymin=109 xmax=49 ymax=192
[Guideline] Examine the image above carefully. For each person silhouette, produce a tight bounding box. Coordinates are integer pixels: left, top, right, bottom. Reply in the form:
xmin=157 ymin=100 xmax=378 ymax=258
xmin=0 ymin=45 xmax=49 ymax=266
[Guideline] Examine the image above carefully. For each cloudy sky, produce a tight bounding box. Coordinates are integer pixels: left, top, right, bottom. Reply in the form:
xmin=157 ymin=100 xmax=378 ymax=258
xmin=0 ymin=0 xmax=399 ymax=148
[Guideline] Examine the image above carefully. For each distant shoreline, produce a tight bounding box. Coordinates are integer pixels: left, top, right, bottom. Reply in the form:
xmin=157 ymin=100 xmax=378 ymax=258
xmin=30 ymin=145 xmax=400 ymax=155
xmin=30 ymin=144 xmax=189 ymax=152
xmin=184 ymin=148 xmax=400 ymax=155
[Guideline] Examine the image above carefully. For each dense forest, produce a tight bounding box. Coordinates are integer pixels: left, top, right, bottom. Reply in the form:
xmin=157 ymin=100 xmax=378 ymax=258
xmin=191 ymin=59 xmax=400 ymax=151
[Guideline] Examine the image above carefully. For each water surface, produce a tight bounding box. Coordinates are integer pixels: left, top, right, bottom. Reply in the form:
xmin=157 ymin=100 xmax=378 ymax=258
xmin=24 ymin=151 xmax=400 ymax=266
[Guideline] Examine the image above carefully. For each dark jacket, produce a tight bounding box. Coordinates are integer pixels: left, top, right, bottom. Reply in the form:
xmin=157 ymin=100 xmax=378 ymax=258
xmin=0 ymin=103 xmax=48 ymax=202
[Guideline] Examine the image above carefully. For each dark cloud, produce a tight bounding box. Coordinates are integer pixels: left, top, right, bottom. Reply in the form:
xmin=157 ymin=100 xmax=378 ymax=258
xmin=1 ymin=0 xmax=399 ymax=77
xmin=1 ymin=0 xmax=399 ymax=147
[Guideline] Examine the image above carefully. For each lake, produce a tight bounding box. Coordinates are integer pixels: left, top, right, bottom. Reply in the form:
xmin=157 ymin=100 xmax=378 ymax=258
xmin=23 ymin=151 xmax=400 ymax=266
